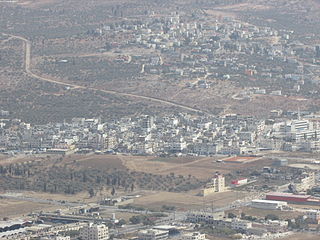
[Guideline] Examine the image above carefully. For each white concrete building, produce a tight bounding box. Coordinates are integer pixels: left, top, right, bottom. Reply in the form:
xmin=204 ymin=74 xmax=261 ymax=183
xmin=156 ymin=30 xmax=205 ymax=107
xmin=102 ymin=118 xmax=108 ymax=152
xmin=186 ymin=211 xmax=224 ymax=224
xmin=201 ymin=174 xmax=225 ymax=196
xmin=231 ymin=219 xmax=252 ymax=230
xmin=55 ymin=236 xmax=71 ymax=240
xmin=293 ymin=171 xmax=316 ymax=192
xmin=251 ymin=199 xmax=288 ymax=210
xmin=306 ymin=210 xmax=320 ymax=224
xmin=193 ymin=142 xmax=219 ymax=155
xmin=278 ymin=119 xmax=320 ymax=142
xmin=180 ymin=232 xmax=206 ymax=240
xmin=138 ymin=229 xmax=169 ymax=240
xmin=265 ymin=220 xmax=288 ymax=233
xmin=79 ymin=223 xmax=109 ymax=240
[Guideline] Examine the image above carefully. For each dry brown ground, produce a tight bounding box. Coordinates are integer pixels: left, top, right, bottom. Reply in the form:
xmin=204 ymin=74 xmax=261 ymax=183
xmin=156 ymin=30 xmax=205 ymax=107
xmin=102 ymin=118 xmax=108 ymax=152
xmin=123 ymin=154 xmax=273 ymax=179
xmin=290 ymin=204 xmax=320 ymax=210
xmin=0 ymin=153 xmax=272 ymax=179
xmin=0 ymin=189 xmax=117 ymax=218
xmin=288 ymin=164 xmax=320 ymax=170
xmin=62 ymin=154 xmax=128 ymax=170
xmin=132 ymin=190 xmax=246 ymax=211
xmin=0 ymin=198 xmax=56 ymax=219
xmin=0 ymin=154 xmax=47 ymax=166
xmin=25 ymin=191 xmax=89 ymax=202
xmin=24 ymin=186 xmax=129 ymax=203
xmin=122 ymin=156 xmax=227 ymax=179
xmin=232 ymin=95 xmax=314 ymax=117
xmin=206 ymin=237 xmax=230 ymax=240
xmin=17 ymin=0 xmax=137 ymax=8
xmin=282 ymin=233 xmax=319 ymax=240
xmin=213 ymin=3 xmax=271 ymax=11
xmin=17 ymin=0 xmax=59 ymax=7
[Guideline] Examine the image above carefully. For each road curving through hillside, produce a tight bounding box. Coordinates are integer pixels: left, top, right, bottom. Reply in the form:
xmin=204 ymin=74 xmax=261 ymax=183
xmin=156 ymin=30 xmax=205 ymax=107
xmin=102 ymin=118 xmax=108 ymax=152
xmin=5 ymin=33 xmax=210 ymax=115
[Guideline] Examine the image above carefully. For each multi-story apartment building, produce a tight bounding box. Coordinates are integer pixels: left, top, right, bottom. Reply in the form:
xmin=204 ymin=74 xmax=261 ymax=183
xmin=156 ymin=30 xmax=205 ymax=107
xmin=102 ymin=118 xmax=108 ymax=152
xmin=180 ymin=232 xmax=206 ymax=240
xmin=79 ymin=223 xmax=109 ymax=240
xmin=201 ymin=174 xmax=225 ymax=196
xmin=138 ymin=229 xmax=169 ymax=240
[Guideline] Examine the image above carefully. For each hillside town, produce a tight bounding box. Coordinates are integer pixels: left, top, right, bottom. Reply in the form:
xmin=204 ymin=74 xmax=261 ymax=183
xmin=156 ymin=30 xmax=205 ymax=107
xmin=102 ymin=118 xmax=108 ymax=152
xmin=87 ymin=12 xmax=320 ymax=98
xmin=1 ymin=110 xmax=320 ymax=239
xmin=1 ymin=1 xmax=320 ymax=240
xmin=1 ymin=111 xmax=320 ymax=156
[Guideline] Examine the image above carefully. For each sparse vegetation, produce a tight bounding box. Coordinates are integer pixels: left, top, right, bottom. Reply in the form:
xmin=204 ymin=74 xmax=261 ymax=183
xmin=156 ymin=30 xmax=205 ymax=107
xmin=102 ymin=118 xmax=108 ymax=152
xmin=0 ymin=156 xmax=204 ymax=194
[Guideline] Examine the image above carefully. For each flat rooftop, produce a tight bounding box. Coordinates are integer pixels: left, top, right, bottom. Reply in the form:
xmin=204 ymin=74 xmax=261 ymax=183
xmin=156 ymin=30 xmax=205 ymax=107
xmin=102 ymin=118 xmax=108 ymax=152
xmin=267 ymin=192 xmax=311 ymax=199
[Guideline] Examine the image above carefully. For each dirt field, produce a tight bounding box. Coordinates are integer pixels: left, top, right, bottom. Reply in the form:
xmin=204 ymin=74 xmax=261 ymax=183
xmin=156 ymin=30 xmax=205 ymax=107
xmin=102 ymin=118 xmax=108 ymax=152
xmin=0 ymin=198 xmax=56 ymax=219
xmin=289 ymin=164 xmax=320 ymax=170
xmin=290 ymin=204 xmax=320 ymax=210
xmin=122 ymin=155 xmax=272 ymax=179
xmin=0 ymin=189 xmax=119 ymax=218
xmin=0 ymin=153 xmax=273 ymax=180
xmin=0 ymin=154 xmax=47 ymax=166
xmin=223 ymin=156 xmax=261 ymax=164
xmin=24 ymin=191 xmax=91 ymax=202
xmin=64 ymin=154 xmax=128 ymax=170
xmin=132 ymin=190 xmax=246 ymax=211
xmin=282 ymin=233 xmax=319 ymax=240
xmin=213 ymin=3 xmax=271 ymax=11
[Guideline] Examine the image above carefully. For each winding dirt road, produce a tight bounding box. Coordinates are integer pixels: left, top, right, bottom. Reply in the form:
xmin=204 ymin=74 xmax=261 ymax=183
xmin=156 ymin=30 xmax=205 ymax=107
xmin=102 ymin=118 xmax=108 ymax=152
xmin=6 ymin=33 xmax=209 ymax=115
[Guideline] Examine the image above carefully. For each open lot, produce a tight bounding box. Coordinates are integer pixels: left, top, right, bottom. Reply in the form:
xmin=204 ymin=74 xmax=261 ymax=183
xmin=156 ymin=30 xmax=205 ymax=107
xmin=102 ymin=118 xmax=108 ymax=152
xmin=282 ymin=233 xmax=319 ymax=240
xmin=0 ymin=198 xmax=56 ymax=219
xmin=123 ymin=154 xmax=273 ymax=179
xmin=63 ymin=154 xmax=128 ymax=170
xmin=0 ymin=152 xmax=274 ymax=180
xmin=288 ymin=164 xmax=320 ymax=170
xmin=223 ymin=156 xmax=261 ymax=164
xmin=132 ymin=190 xmax=246 ymax=211
xmin=0 ymin=154 xmax=49 ymax=166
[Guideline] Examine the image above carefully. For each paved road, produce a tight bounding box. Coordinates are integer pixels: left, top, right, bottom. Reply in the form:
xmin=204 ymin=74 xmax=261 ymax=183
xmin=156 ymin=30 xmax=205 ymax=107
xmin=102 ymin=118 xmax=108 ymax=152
xmin=4 ymin=33 xmax=210 ymax=115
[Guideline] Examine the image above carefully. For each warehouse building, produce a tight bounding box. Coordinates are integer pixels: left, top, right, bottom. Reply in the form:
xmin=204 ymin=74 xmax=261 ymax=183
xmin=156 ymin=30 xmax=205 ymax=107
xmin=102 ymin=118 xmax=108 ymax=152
xmin=266 ymin=192 xmax=311 ymax=202
xmin=266 ymin=192 xmax=320 ymax=205
xmin=251 ymin=199 xmax=288 ymax=210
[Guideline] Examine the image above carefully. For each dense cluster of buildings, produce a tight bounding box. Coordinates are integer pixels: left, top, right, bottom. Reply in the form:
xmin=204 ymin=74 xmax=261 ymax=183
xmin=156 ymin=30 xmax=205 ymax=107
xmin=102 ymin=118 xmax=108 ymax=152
xmin=1 ymin=113 xmax=320 ymax=156
xmin=269 ymin=118 xmax=320 ymax=152
xmin=0 ymin=220 xmax=211 ymax=240
xmin=186 ymin=210 xmax=290 ymax=236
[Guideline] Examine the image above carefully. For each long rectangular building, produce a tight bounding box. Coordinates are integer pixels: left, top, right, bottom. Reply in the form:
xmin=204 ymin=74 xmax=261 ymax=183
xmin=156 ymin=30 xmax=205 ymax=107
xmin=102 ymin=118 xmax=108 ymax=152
xmin=266 ymin=192 xmax=310 ymax=203
xmin=251 ymin=199 xmax=288 ymax=210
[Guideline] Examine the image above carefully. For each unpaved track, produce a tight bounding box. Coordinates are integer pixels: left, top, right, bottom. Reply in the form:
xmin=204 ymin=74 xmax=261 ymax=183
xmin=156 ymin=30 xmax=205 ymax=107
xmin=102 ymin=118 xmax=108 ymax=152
xmin=5 ymin=33 xmax=210 ymax=115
